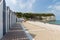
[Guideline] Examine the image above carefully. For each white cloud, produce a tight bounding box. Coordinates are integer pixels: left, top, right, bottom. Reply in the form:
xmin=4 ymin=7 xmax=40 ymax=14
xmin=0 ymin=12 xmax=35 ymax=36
xmin=18 ymin=0 xmax=36 ymax=12
xmin=48 ymin=2 xmax=60 ymax=12
xmin=48 ymin=5 xmax=60 ymax=11
xmin=54 ymin=6 xmax=60 ymax=10
xmin=5 ymin=0 xmax=36 ymax=12
xmin=48 ymin=2 xmax=60 ymax=20
xmin=52 ymin=0 xmax=57 ymax=2
xmin=6 ymin=0 xmax=17 ymax=6
xmin=10 ymin=0 xmax=17 ymax=4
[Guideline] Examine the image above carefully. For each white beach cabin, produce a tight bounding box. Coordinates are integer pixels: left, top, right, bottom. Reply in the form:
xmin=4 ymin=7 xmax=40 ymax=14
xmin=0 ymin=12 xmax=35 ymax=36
xmin=0 ymin=0 xmax=6 ymax=39
xmin=0 ymin=0 xmax=16 ymax=39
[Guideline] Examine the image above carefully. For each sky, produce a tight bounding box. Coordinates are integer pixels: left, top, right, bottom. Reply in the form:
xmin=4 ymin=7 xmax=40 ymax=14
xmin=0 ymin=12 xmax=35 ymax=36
xmin=5 ymin=0 xmax=60 ymax=20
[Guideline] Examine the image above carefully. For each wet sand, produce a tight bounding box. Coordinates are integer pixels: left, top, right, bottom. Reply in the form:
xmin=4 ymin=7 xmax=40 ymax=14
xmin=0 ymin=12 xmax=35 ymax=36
xmin=22 ymin=21 xmax=60 ymax=40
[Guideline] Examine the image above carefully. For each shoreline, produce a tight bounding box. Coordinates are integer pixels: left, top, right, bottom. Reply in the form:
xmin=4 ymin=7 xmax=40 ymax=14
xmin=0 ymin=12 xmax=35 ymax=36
xmin=26 ymin=21 xmax=60 ymax=31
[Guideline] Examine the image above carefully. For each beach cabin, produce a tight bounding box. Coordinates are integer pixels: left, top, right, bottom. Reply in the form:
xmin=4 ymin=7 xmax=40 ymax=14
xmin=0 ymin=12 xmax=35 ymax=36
xmin=0 ymin=0 xmax=6 ymax=39
xmin=0 ymin=0 xmax=16 ymax=39
xmin=6 ymin=6 xmax=10 ymax=32
xmin=0 ymin=0 xmax=3 ymax=39
xmin=9 ymin=10 xmax=16 ymax=28
xmin=6 ymin=7 xmax=17 ymax=32
xmin=11 ymin=12 xmax=16 ymax=26
xmin=9 ymin=10 xmax=13 ymax=28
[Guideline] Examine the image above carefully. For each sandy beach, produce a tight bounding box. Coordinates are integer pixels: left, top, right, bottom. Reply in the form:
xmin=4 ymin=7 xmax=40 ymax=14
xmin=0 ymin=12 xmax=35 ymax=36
xmin=22 ymin=21 xmax=60 ymax=40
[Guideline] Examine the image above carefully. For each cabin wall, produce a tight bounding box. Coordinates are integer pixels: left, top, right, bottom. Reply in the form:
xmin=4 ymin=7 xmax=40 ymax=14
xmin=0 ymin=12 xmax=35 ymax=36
xmin=11 ymin=13 xmax=15 ymax=26
xmin=6 ymin=7 xmax=8 ymax=32
xmin=12 ymin=13 xmax=16 ymax=25
xmin=10 ymin=12 xmax=16 ymax=27
xmin=6 ymin=7 xmax=10 ymax=32
xmin=0 ymin=0 xmax=3 ymax=39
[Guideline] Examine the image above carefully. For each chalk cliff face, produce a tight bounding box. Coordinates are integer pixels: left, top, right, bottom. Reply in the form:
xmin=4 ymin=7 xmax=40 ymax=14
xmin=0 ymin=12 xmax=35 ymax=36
xmin=31 ymin=13 xmax=56 ymax=22
xmin=41 ymin=16 xmax=56 ymax=22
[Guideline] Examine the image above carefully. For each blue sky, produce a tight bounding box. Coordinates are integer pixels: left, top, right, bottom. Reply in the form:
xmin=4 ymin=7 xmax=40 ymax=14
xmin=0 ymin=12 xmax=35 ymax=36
xmin=5 ymin=0 xmax=60 ymax=20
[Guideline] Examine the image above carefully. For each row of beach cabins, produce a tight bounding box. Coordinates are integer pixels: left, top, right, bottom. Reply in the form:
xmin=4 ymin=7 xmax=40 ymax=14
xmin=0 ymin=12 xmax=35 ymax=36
xmin=0 ymin=0 xmax=17 ymax=39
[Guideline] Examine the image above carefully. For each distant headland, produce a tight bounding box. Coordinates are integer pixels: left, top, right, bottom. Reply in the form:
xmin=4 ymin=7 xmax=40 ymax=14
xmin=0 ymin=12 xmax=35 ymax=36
xmin=15 ymin=12 xmax=56 ymax=22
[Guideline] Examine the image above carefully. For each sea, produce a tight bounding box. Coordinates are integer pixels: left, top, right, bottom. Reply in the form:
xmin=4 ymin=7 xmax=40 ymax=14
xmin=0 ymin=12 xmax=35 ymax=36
xmin=48 ymin=20 xmax=60 ymax=25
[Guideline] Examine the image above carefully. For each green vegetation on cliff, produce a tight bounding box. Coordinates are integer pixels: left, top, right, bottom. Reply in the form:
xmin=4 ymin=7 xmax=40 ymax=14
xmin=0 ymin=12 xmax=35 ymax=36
xmin=15 ymin=12 xmax=55 ymax=21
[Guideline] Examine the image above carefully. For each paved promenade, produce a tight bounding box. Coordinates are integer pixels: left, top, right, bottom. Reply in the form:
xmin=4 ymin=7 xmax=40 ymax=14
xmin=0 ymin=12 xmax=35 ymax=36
xmin=1 ymin=23 xmax=29 ymax=40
